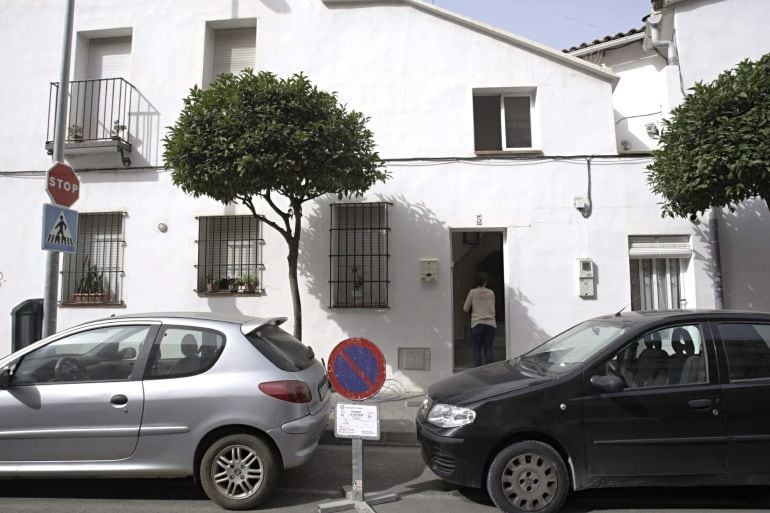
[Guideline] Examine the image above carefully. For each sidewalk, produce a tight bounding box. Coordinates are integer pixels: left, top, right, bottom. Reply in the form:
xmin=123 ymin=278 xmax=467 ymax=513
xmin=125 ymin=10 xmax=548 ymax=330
xmin=320 ymin=390 xmax=425 ymax=447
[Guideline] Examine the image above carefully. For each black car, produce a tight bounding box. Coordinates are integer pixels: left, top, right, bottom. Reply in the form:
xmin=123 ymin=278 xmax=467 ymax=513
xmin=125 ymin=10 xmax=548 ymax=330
xmin=416 ymin=310 xmax=770 ymax=513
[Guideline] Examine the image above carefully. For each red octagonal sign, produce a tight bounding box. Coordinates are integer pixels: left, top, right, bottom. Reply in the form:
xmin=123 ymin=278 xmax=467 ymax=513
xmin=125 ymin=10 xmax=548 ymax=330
xmin=47 ymin=162 xmax=80 ymax=207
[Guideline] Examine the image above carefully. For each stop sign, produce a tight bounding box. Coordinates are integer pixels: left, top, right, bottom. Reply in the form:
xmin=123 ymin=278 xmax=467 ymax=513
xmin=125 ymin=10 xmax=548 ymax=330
xmin=46 ymin=162 xmax=80 ymax=207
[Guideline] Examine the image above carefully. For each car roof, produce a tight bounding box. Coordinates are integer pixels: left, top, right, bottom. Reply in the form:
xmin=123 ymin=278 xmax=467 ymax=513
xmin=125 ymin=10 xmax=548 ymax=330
xmin=78 ymin=311 xmax=287 ymax=335
xmin=593 ymin=309 xmax=770 ymax=327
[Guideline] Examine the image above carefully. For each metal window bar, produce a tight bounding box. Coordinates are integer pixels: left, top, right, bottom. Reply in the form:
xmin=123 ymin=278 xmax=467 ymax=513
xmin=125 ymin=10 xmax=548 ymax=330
xmin=61 ymin=212 xmax=125 ymax=305
xmin=329 ymin=202 xmax=391 ymax=308
xmin=196 ymin=216 xmax=264 ymax=294
xmin=46 ymin=78 xmax=136 ymax=146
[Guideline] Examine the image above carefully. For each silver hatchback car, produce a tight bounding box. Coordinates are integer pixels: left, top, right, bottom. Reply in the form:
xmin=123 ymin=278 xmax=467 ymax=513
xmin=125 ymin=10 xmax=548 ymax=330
xmin=0 ymin=312 xmax=331 ymax=510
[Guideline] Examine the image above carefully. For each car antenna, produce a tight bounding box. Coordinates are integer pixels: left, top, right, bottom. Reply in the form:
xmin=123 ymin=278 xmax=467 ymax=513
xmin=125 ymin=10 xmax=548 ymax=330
xmin=614 ymin=303 xmax=631 ymax=317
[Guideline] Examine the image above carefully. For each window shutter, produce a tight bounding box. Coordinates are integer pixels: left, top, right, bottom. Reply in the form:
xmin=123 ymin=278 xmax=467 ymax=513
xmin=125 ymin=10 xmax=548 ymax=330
xmin=87 ymin=37 xmax=131 ymax=79
xmin=213 ymin=27 xmax=256 ymax=77
xmin=628 ymin=236 xmax=691 ymax=259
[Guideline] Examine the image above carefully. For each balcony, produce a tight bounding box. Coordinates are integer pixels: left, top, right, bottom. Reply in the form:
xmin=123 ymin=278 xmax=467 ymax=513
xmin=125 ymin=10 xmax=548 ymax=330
xmin=46 ymin=78 xmax=138 ymax=167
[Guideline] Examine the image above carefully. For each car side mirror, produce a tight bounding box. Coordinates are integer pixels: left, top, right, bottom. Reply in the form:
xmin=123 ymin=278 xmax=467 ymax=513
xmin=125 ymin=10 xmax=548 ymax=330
xmin=0 ymin=368 xmax=11 ymax=389
xmin=119 ymin=347 xmax=137 ymax=360
xmin=590 ymin=374 xmax=625 ymax=393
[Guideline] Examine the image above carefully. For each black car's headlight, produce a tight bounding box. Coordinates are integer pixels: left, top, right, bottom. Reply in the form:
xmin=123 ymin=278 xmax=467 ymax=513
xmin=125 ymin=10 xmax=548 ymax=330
xmin=427 ymin=403 xmax=476 ymax=428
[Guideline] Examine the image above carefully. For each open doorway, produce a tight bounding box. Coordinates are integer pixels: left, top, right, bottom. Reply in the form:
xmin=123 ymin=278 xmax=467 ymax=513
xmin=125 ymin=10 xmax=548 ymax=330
xmin=451 ymin=230 xmax=506 ymax=371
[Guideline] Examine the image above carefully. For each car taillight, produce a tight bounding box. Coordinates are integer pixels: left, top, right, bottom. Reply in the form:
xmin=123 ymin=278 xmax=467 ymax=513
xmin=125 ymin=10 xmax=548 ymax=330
xmin=258 ymin=380 xmax=312 ymax=403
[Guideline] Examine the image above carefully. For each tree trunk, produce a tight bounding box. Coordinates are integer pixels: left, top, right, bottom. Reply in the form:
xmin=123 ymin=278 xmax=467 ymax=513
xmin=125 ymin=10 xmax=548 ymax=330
xmin=287 ymin=236 xmax=302 ymax=340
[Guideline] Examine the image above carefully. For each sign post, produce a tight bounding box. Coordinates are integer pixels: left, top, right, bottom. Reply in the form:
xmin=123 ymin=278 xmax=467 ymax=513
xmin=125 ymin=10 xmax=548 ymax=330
xmin=318 ymin=338 xmax=398 ymax=513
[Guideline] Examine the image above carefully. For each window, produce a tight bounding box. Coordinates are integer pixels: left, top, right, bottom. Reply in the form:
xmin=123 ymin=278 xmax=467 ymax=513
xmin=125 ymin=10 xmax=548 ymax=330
xmin=205 ymin=23 xmax=256 ymax=85
xmin=628 ymin=236 xmax=691 ymax=311
xmin=719 ymin=323 xmax=770 ymax=381
xmin=197 ymin=216 xmax=263 ymax=293
xmin=145 ymin=327 xmax=225 ymax=379
xmin=330 ymin=203 xmax=391 ymax=308
xmin=14 ymin=325 xmax=151 ymax=384
xmin=473 ymin=92 xmax=534 ymax=151
xmin=598 ymin=325 xmax=706 ymax=389
xmin=62 ymin=212 xmax=125 ymax=305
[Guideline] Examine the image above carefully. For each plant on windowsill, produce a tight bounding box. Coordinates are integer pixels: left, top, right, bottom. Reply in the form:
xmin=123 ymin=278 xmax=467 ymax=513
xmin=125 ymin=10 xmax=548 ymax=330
xmin=350 ymin=266 xmax=364 ymax=301
xmin=73 ymin=256 xmax=109 ymax=304
xmin=243 ymin=274 xmax=259 ymax=293
xmin=205 ymin=275 xmax=220 ymax=292
xmin=228 ymin=277 xmax=242 ymax=293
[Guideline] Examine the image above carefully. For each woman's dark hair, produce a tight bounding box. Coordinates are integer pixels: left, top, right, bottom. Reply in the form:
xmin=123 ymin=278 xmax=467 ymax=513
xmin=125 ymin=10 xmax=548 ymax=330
xmin=474 ymin=271 xmax=489 ymax=287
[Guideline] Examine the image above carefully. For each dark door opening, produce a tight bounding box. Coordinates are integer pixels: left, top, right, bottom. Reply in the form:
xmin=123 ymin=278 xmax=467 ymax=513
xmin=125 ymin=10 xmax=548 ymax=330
xmin=452 ymin=231 xmax=506 ymax=371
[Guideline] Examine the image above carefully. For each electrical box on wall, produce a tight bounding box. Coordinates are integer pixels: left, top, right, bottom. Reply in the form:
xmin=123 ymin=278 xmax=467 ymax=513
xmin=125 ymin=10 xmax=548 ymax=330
xmin=419 ymin=258 xmax=438 ymax=283
xmin=578 ymin=258 xmax=596 ymax=298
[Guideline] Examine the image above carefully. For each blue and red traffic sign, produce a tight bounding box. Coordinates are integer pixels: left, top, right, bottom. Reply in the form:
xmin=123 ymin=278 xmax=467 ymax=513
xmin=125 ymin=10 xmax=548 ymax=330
xmin=328 ymin=338 xmax=386 ymax=401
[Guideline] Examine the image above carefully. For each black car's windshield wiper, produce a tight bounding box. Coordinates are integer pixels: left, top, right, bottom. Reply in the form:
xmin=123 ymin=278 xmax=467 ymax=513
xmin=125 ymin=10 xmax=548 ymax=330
xmin=515 ymin=356 xmax=546 ymax=376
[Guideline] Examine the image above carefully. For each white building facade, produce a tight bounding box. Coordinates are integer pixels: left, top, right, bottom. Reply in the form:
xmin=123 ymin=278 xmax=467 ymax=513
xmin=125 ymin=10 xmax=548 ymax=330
xmin=0 ymin=0 xmax=767 ymax=392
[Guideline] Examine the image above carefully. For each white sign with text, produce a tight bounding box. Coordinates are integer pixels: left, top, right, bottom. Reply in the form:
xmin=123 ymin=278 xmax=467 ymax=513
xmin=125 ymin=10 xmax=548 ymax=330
xmin=335 ymin=403 xmax=380 ymax=440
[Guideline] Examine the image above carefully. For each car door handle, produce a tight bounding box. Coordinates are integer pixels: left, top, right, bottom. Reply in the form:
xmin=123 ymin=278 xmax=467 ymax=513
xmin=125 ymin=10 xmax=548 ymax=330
xmin=110 ymin=394 xmax=128 ymax=406
xmin=688 ymin=398 xmax=712 ymax=410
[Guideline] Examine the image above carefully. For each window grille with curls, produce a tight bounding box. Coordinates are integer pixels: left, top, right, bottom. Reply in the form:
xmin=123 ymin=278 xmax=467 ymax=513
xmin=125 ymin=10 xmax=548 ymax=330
xmin=329 ymin=202 xmax=391 ymax=308
xmin=62 ymin=212 xmax=125 ymax=305
xmin=196 ymin=216 xmax=264 ymax=294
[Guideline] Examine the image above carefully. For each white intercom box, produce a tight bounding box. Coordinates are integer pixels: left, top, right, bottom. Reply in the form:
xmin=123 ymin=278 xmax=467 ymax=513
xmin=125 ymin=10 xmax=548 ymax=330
xmin=419 ymin=258 xmax=438 ymax=283
xmin=578 ymin=258 xmax=595 ymax=297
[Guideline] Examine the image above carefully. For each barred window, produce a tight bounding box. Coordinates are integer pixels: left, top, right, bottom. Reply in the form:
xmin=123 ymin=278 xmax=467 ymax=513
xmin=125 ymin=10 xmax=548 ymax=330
xmin=62 ymin=212 xmax=125 ymax=305
xmin=330 ymin=203 xmax=391 ymax=308
xmin=197 ymin=216 xmax=263 ymax=294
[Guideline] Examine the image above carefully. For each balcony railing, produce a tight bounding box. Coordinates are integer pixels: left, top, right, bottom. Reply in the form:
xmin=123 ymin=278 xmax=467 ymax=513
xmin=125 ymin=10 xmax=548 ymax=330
xmin=46 ymin=78 xmax=137 ymax=166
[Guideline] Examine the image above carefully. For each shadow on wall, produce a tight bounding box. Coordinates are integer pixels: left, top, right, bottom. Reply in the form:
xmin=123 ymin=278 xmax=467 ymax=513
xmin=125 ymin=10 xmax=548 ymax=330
xmin=63 ymin=89 xmax=161 ymax=171
xmin=297 ymin=194 xmax=451 ymax=392
xmin=507 ymin=285 xmax=551 ymax=356
xmin=259 ymin=0 xmax=290 ymax=13
xmin=707 ymin=199 xmax=770 ymax=310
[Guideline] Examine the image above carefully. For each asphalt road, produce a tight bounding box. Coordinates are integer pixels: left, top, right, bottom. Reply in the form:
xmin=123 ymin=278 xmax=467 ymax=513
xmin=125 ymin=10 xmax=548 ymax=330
xmin=2 ymin=445 xmax=770 ymax=513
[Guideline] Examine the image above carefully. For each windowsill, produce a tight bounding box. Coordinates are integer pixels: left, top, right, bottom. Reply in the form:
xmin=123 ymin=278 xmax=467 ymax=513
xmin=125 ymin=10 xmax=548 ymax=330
xmin=331 ymin=304 xmax=389 ymax=309
xmin=60 ymin=302 xmax=126 ymax=308
xmin=475 ymin=149 xmax=544 ymax=157
xmin=196 ymin=290 xmax=265 ymax=297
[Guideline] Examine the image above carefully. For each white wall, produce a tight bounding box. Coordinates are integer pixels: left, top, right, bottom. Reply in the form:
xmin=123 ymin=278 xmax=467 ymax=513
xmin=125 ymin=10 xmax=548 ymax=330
xmin=0 ymin=0 xmax=741 ymax=391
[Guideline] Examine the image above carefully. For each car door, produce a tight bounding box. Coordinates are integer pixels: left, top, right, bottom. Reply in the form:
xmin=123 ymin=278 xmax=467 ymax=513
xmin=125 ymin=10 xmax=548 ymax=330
xmin=714 ymin=319 xmax=770 ymax=475
xmin=582 ymin=323 xmax=726 ymax=477
xmin=0 ymin=323 xmax=158 ymax=462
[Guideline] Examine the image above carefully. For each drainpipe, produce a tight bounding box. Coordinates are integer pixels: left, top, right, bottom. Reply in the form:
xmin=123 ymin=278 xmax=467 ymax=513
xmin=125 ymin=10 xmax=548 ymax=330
xmin=709 ymin=208 xmax=724 ymax=309
xmin=643 ymin=11 xmax=678 ymax=65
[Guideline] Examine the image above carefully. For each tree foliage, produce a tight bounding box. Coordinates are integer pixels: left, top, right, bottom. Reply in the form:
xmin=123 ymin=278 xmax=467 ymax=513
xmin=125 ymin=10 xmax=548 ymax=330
xmin=647 ymin=53 xmax=770 ymax=218
xmin=163 ymin=71 xmax=388 ymax=338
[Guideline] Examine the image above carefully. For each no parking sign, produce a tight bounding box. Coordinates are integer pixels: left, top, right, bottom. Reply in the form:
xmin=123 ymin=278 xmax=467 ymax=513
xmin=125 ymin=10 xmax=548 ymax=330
xmin=327 ymin=338 xmax=386 ymax=401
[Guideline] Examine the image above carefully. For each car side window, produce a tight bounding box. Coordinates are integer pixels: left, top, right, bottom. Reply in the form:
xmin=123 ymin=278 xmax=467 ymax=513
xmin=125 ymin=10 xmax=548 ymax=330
xmin=719 ymin=322 xmax=770 ymax=381
xmin=12 ymin=325 xmax=151 ymax=385
xmin=145 ymin=327 xmax=225 ymax=379
xmin=600 ymin=324 xmax=706 ymax=389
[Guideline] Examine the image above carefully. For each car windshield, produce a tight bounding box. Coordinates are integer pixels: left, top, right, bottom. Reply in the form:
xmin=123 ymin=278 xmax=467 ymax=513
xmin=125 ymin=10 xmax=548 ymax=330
xmin=516 ymin=320 xmax=628 ymax=377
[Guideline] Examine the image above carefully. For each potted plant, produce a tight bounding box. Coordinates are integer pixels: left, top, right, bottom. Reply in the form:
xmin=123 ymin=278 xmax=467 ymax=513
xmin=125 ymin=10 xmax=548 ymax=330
xmin=67 ymin=124 xmax=83 ymax=142
xmin=228 ymin=277 xmax=241 ymax=293
xmin=242 ymin=274 xmax=259 ymax=293
xmin=74 ymin=256 xmax=108 ymax=303
xmin=110 ymin=121 xmax=127 ymax=139
xmin=205 ymin=275 xmax=220 ymax=292
xmin=350 ymin=266 xmax=364 ymax=301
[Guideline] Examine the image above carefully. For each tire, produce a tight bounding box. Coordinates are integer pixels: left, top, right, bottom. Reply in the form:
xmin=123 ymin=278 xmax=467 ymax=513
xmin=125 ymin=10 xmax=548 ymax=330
xmin=486 ymin=441 xmax=569 ymax=513
xmin=199 ymin=434 xmax=279 ymax=510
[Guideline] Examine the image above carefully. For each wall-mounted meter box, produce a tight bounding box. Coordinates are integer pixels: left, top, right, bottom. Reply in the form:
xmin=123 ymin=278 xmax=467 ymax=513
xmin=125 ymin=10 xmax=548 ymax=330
xmin=578 ymin=258 xmax=595 ymax=298
xmin=419 ymin=258 xmax=438 ymax=283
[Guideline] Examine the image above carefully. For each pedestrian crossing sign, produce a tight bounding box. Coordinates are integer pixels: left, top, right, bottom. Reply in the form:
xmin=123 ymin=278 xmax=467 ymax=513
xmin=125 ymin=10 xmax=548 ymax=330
xmin=42 ymin=203 xmax=78 ymax=253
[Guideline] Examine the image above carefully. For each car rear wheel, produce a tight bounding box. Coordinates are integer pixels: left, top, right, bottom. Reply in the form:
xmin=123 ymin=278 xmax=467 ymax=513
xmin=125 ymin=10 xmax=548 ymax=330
xmin=200 ymin=434 xmax=278 ymax=510
xmin=487 ymin=440 xmax=569 ymax=513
